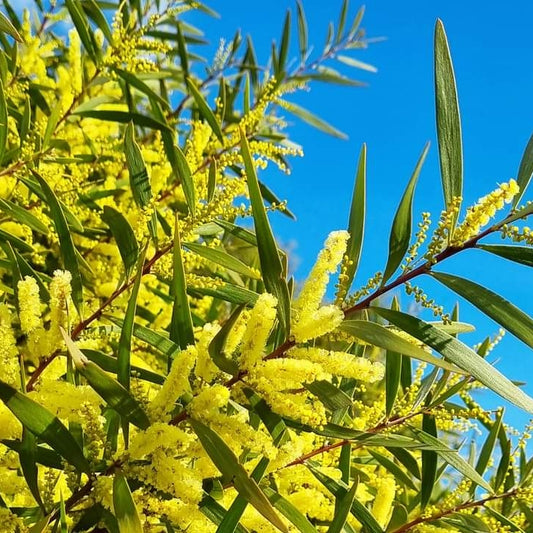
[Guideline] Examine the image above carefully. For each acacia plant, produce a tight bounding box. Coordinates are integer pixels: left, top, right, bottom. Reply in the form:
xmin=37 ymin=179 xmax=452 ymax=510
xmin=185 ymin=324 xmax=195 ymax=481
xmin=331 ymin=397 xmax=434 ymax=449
xmin=0 ymin=0 xmax=532 ymax=532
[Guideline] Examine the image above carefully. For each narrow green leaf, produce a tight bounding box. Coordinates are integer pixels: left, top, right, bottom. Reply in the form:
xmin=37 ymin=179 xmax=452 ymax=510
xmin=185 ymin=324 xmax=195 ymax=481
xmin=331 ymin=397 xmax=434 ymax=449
xmin=328 ymin=482 xmax=357 ymax=533
xmin=283 ymin=101 xmax=347 ymax=139
xmin=513 ymin=133 xmax=533 ymax=208
xmin=117 ymin=248 xmax=146 ymax=393
xmin=382 ymin=143 xmax=429 ymax=284
xmin=43 ymin=102 xmax=62 ymax=149
xmin=113 ymin=474 xmax=143 ymax=533
xmin=475 ymin=409 xmax=503 ymax=479
xmin=208 ymin=306 xmax=242 ymax=376
xmin=263 ymin=487 xmax=318 ymax=533
xmin=307 ymin=465 xmax=384 ymax=533
xmin=341 ymin=320 xmax=464 ymax=373
xmin=190 ymin=419 xmax=288 ymax=532
xmin=413 ymin=426 xmax=492 ymax=492
xmin=20 ymin=428 xmax=44 ymax=508
xmin=65 ymin=0 xmax=98 ymax=62
xmin=374 ymin=307 xmax=533 ymax=414
xmin=102 ymin=206 xmax=139 ymax=279
xmin=296 ymin=1 xmax=308 ymax=61
xmin=124 ymin=122 xmax=151 ymax=209
xmin=82 ymin=349 xmax=165 ymax=385
xmin=207 ymin=160 xmax=217 ymax=202
xmin=0 ymin=78 xmax=7 ymax=164
xmin=170 ymin=218 xmax=195 ymax=349
xmin=240 ymin=130 xmax=290 ymax=336
xmin=336 ymin=55 xmax=377 ymax=72
xmin=335 ymin=0 xmax=348 ymax=42
xmin=305 ymin=380 xmax=352 ymax=411
xmin=478 ymin=244 xmax=533 ymax=268
xmin=190 ymin=283 xmax=259 ymax=306
xmin=115 ymin=68 xmax=169 ymax=109
xmin=0 ymin=226 xmax=34 ymax=253
xmin=431 ymin=271 xmax=533 ymax=349
xmin=176 ymin=23 xmax=189 ymax=79
xmin=0 ymin=11 xmax=22 ymax=41
xmin=82 ymin=0 xmax=112 ymax=41
xmin=184 ymin=242 xmax=260 ymax=279
xmin=199 ymin=497 xmax=250 ymax=532
xmin=337 ymin=144 xmax=365 ymax=302
xmin=216 ymin=458 xmax=269 ymax=533
xmin=186 ymin=77 xmax=224 ymax=143
xmin=74 ymin=109 xmax=170 ymax=131
xmin=278 ymin=11 xmax=291 ymax=73
xmin=368 ymin=450 xmax=417 ymax=491
xmin=0 ymin=379 xmax=90 ymax=473
xmin=62 ymin=330 xmax=150 ymax=430
xmin=0 ymin=197 xmax=49 ymax=234
xmin=434 ymin=19 xmax=463 ymax=215
xmin=259 ymin=181 xmax=296 ymax=220
xmin=33 ymin=171 xmax=83 ymax=313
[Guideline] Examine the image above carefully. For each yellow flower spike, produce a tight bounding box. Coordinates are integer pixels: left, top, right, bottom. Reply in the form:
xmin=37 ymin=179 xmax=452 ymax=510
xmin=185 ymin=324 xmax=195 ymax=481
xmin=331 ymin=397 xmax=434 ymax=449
xmin=147 ymin=345 xmax=197 ymax=423
xmin=194 ymin=322 xmax=221 ymax=382
xmin=48 ymin=269 xmax=73 ymax=353
xmin=371 ymin=475 xmax=396 ymax=528
xmin=292 ymin=230 xmax=349 ymax=342
xmin=288 ymin=346 xmax=385 ymax=382
xmin=17 ymin=276 xmax=41 ymax=335
xmin=128 ymin=423 xmax=193 ymax=460
xmin=0 ymin=304 xmax=19 ymax=387
xmin=239 ymin=292 xmax=278 ymax=371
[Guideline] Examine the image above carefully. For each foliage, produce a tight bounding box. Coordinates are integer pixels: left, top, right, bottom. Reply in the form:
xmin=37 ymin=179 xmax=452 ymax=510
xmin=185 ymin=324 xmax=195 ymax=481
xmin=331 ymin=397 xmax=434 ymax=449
xmin=0 ymin=1 xmax=531 ymax=532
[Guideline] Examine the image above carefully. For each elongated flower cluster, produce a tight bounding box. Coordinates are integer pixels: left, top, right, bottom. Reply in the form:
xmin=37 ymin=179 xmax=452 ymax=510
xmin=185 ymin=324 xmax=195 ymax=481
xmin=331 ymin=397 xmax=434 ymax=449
xmin=292 ymin=230 xmax=349 ymax=342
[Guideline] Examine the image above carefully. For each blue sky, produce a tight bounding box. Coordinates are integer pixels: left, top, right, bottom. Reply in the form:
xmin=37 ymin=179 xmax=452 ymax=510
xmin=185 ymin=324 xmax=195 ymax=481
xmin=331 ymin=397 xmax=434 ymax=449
xmin=187 ymin=1 xmax=533 ymax=429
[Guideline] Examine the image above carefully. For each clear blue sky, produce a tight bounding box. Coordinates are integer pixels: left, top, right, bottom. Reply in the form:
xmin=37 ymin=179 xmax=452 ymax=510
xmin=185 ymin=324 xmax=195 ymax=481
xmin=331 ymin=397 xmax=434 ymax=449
xmin=187 ymin=1 xmax=533 ymax=429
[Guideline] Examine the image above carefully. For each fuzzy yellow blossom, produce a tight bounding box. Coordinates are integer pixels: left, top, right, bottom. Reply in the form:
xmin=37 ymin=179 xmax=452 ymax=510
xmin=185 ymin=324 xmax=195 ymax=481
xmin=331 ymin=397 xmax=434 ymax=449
xmin=292 ymin=231 xmax=349 ymax=342
xmin=0 ymin=404 xmax=21 ymax=440
xmin=194 ymin=322 xmax=221 ymax=382
xmin=0 ymin=304 xmax=19 ymax=387
xmin=240 ymin=293 xmax=278 ymax=370
xmin=0 ymin=506 xmax=27 ymax=533
xmin=48 ymin=270 xmax=73 ymax=352
xmin=148 ymin=345 xmax=197 ymax=422
xmin=252 ymin=358 xmax=330 ymax=388
xmin=372 ymin=475 xmax=396 ymax=528
xmin=224 ymin=309 xmax=250 ymax=356
xmin=189 ymin=384 xmax=230 ymax=421
xmin=128 ymin=423 xmax=193 ymax=460
xmin=452 ymin=179 xmax=519 ymax=245
xmin=288 ymin=346 xmax=385 ymax=382
xmin=17 ymin=276 xmax=41 ymax=334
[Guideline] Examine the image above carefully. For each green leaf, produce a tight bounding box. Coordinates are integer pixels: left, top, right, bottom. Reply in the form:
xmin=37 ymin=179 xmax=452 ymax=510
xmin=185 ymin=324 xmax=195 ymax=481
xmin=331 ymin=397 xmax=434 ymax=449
xmin=305 ymin=380 xmax=353 ymax=412
xmin=283 ymin=101 xmax=347 ymax=139
xmin=200 ymin=497 xmax=249 ymax=532
xmin=32 ymin=171 xmax=83 ymax=314
xmin=115 ymin=68 xmax=169 ymax=109
xmin=341 ymin=320 xmax=464 ymax=373
xmin=336 ymin=55 xmax=377 ymax=72
xmin=186 ymin=77 xmax=224 ymax=143
xmin=208 ymin=305 xmax=242 ymax=376
xmin=478 ymin=244 xmax=533 ymax=268
xmin=124 ymin=122 xmax=152 ymax=209
xmin=434 ymin=19 xmax=463 ymax=216
xmin=382 ymin=143 xmax=429 ymax=284
xmin=117 ymin=248 xmax=146 ymax=397
xmin=0 ymin=226 xmax=34 ymax=253
xmin=190 ymin=419 xmax=288 ymax=532
xmin=513 ymin=133 xmax=533 ymax=208
xmin=296 ymin=1 xmax=308 ymax=61
xmin=431 ymin=271 xmax=533 ymax=349
xmin=207 ymin=160 xmax=217 ymax=203
xmin=43 ymin=102 xmax=62 ymax=149
xmin=113 ymin=474 xmax=143 ymax=533
xmin=82 ymin=349 xmax=165 ymax=385
xmin=307 ymin=465 xmax=384 ymax=533
xmin=327 ymin=482 xmax=357 ymax=533
xmin=65 ymin=0 xmax=98 ymax=62
xmin=20 ymin=428 xmax=44 ymax=509
xmin=0 ymin=78 xmax=7 ymax=164
xmin=216 ymin=458 xmax=269 ymax=533
xmin=74 ymin=109 xmax=170 ymax=131
xmin=184 ymin=242 xmax=260 ymax=279
xmin=240 ymin=130 xmax=290 ymax=336
xmin=189 ymin=283 xmax=259 ymax=306
xmin=374 ymin=307 xmax=533 ymax=414
xmin=0 ymin=197 xmax=49 ymax=234
xmin=368 ymin=450 xmax=417 ymax=491
xmin=278 ymin=11 xmax=291 ymax=73
xmin=62 ymin=330 xmax=150 ymax=430
xmin=170 ymin=217 xmax=195 ymax=349
xmin=263 ymin=487 xmax=318 ymax=533
xmin=150 ymin=100 xmax=196 ymax=216
xmin=102 ymin=206 xmax=139 ymax=279
xmin=0 ymin=11 xmax=22 ymax=41
xmin=337 ymin=144 xmax=365 ymax=302
xmin=475 ymin=409 xmax=503 ymax=480
xmin=0 ymin=379 xmax=90 ymax=473
xmin=413 ymin=426 xmax=492 ymax=492
xmin=420 ymin=414 xmax=437 ymax=509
